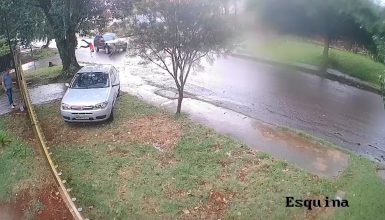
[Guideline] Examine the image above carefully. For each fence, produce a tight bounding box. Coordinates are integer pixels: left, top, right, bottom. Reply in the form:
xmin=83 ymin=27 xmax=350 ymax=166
xmin=13 ymin=47 xmax=84 ymax=220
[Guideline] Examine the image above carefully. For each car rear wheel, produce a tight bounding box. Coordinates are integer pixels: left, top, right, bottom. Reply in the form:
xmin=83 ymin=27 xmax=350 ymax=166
xmin=106 ymin=46 xmax=111 ymax=54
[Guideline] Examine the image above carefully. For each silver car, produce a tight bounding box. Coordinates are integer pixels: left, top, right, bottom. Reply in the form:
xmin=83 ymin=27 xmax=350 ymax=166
xmin=61 ymin=65 xmax=120 ymax=122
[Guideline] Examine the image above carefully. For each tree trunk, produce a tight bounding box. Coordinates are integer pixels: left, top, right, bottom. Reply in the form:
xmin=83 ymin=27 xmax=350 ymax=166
xmin=55 ymin=31 xmax=80 ymax=74
xmin=321 ymin=36 xmax=330 ymax=72
xmin=176 ymin=88 xmax=184 ymax=115
xmin=42 ymin=38 xmax=51 ymax=49
xmin=345 ymin=41 xmax=353 ymax=51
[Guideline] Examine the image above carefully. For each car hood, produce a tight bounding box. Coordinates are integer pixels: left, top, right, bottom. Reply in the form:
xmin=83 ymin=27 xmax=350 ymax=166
xmin=62 ymin=88 xmax=110 ymax=106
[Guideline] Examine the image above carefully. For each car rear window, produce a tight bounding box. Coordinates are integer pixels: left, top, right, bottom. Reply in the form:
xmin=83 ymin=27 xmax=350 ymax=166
xmin=71 ymin=72 xmax=110 ymax=89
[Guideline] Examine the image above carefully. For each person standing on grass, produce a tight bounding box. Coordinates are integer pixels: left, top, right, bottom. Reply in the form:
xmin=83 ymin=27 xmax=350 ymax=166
xmin=2 ymin=68 xmax=16 ymax=109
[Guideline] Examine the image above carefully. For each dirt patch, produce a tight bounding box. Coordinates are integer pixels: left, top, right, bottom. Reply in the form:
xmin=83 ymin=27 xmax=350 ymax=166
xmin=35 ymin=185 xmax=72 ymax=220
xmin=0 ymin=204 xmax=23 ymax=220
xmin=299 ymin=195 xmax=336 ymax=220
xmin=4 ymin=112 xmax=36 ymax=145
xmin=39 ymin=105 xmax=182 ymax=151
xmin=107 ymin=145 xmax=131 ymax=157
xmin=238 ymin=164 xmax=256 ymax=182
xmin=289 ymin=195 xmax=337 ymax=220
xmin=118 ymin=166 xmax=140 ymax=181
xmin=0 ymin=184 xmax=72 ymax=220
xmin=141 ymin=197 xmax=161 ymax=215
xmin=123 ymin=114 xmax=183 ymax=150
xmin=40 ymin=113 xmax=116 ymax=147
xmin=182 ymin=190 xmax=235 ymax=219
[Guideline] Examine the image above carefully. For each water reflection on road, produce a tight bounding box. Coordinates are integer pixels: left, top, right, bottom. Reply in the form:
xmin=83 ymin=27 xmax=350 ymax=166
xmin=189 ymin=57 xmax=385 ymax=163
xmin=74 ymin=48 xmax=385 ymax=164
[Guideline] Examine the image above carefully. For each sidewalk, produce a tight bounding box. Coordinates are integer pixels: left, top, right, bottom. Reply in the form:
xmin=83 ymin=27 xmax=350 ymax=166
xmin=232 ymin=51 xmax=381 ymax=95
xmin=0 ymin=90 xmax=21 ymax=115
xmin=0 ymin=83 xmax=66 ymax=116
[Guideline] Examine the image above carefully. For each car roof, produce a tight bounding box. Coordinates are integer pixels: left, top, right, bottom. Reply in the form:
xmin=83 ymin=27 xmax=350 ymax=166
xmin=77 ymin=65 xmax=114 ymax=74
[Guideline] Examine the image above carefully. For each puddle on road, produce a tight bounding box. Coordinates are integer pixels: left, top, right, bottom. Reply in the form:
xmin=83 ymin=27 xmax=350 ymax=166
xmin=0 ymin=83 xmax=66 ymax=116
xmin=29 ymin=83 xmax=66 ymax=105
xmin=179 ymin=99 xmax=349 ymax=177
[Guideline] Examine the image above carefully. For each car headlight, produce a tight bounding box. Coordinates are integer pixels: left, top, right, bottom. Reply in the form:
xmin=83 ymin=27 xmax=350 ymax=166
xmin=94 ymin=101 xmax=108 ymax=109
xmin=62 ymin=103 xmax=71 ymax=110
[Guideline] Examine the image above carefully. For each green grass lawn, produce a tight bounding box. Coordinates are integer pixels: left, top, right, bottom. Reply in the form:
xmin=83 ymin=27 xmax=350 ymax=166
xmin=248 ymin=36 xmax=385 ymax=88
xmin=32 ymin=48 xmax=58 ymax=61
xmin=24 ymin=65 xmax=65 ymax=85
xmin=21 ymin=48 xmax=59 ymax=64
xmin=0 ymin=114 xmax=46 ymax=203
xmin=33 ymin=94 xmax=385 ymax=219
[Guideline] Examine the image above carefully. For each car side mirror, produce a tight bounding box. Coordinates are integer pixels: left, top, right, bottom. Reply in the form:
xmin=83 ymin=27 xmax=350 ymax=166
xmin=65 ymin=83 xmax=70 ymax=87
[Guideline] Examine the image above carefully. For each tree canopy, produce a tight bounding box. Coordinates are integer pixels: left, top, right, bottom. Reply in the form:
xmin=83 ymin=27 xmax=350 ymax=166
xmin=0 ymin=0 xmax=135 ymax=73
xmin=249 ymin=0 xmax=380 ymax=68
xmin=0 ymin=0 xmax=46 ymax=48
xmin=129 ymin=0 xmax=234 ymax=114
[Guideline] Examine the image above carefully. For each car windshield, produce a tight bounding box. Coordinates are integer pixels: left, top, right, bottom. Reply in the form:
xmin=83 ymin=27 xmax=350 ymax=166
xmin=71 ymin=72 xmax=109 ymax=89
xmin=103 ymin=34 xmax=116 ymax=41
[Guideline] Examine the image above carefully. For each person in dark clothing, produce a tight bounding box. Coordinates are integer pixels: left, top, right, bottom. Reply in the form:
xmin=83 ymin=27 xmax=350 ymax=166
xmin=2 ymin=68 xmax=16 ymax=109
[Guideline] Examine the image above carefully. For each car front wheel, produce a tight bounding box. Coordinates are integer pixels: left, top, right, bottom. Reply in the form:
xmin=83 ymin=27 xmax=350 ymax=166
xmin=108 ymin=108 xmax=114 ymax=122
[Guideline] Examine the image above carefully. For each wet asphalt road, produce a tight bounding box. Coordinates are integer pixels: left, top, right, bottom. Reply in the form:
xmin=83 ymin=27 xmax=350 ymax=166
xmin=75 ymin=47 xmax=385 ymax=163
xmin=192 ymin=58 xmax=385 ymax=162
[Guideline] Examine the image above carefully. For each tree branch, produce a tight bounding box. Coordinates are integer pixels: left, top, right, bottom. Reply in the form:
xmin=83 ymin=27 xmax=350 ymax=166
xmin=147 ymin=43 xmax=174 ymax=77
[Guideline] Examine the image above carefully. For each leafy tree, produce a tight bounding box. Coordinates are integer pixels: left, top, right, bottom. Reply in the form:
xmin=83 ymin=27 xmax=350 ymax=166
xmin=106 ymin=0 xmax=137 ymax=18
xmin=1 ymin=0 xmax=135 ymax=74
xmin=249 ymin=0 xmax=378 ymax=70
xmin=31 ymin=0 xmax=101 ymax=73
xmin=31 ymin=0 xmax=135 ymax=74
xmin=0 ymin=0 xmax=46 ymax=50
xmin=0 ymin=38 xmax=9 ymax=56
xmin=129 ymin=0 xmax=234 ymax=114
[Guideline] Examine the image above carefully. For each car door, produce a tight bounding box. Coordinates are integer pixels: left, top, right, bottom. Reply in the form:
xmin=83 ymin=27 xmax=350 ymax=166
xmin=114 ymin=67 xmax=120 ymax=87
xmin=110 ymin=68 xmax=119 ymax=102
